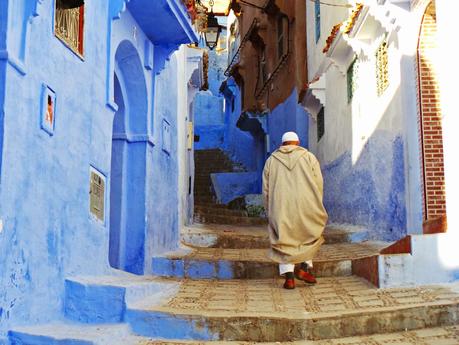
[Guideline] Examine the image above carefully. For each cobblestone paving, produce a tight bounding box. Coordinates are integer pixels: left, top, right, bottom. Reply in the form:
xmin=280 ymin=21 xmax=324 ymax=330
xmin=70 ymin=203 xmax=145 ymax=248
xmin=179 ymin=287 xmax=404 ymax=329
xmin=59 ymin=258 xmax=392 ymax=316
xmin=179 ymin=242 xmax=387 ymax=263
xmin=140 ymin=325 xmax=459 ymax=344
xmin=144 ymin=276 xmax=459 ymax=318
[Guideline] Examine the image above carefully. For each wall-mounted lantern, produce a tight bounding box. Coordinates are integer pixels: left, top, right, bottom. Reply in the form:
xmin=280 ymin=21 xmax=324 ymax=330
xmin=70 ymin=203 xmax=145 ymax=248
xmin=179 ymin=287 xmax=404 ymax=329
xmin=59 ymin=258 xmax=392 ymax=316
xmin=204 ymin=0 xmax=224 ymax=50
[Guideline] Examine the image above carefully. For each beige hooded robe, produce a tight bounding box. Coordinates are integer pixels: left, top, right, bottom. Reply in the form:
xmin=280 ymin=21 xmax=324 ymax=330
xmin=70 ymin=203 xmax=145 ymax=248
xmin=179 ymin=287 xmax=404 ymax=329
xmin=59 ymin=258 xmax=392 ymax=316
xmin=263 ymin=145 xmax=328 ymax=264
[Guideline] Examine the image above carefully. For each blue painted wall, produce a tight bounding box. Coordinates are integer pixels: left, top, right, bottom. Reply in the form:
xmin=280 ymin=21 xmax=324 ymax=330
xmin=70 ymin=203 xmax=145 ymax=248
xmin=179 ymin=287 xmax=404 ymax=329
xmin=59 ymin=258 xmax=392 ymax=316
xmin=322 ymin=132 xmax=407 ymax=241
xmin=221 ymin=78 xmax=261 ymax=172
xmin=211 ymin=172 xmax=260 ymax=204
xmin=267 ymin=89 xmax=309 ymax=153
xmin=0 ymin=0 xmax=197 ymax=339
xmin=193 ymin=91 xmax=225 ymax=150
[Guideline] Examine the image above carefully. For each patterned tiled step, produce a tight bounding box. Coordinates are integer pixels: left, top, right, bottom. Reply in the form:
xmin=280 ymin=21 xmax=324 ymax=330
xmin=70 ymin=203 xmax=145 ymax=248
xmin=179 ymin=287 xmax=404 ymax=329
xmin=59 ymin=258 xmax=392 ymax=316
xmin=139 ymin=326 xmax=459 ymax=344
xmin=182 ymin=224 xmax=372 ymax=249
xmin=151 ymin=242 xmax=387 ymax=279
xmin=8 ymin=323 xmax=146 ymax=345
xmin=125 ymin=277 xmax=459 ymax=341
xmin=193 ymin=213 xmax=267 ymax=226
xmin=182 ymin=224 xmax=269 ymax=249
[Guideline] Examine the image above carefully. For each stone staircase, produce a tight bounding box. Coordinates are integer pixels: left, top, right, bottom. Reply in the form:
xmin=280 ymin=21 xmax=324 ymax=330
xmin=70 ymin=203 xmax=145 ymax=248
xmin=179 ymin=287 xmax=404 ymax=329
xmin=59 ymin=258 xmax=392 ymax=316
xmin=8 ymin=221 xmax=459 ymax=344
xmin=7 ymin=151 xmax=459 ymax=343
xmin=193 ymin=149 xmax=266 ymax=226
xmin=9 ymin=219 xmax=459 ymax=345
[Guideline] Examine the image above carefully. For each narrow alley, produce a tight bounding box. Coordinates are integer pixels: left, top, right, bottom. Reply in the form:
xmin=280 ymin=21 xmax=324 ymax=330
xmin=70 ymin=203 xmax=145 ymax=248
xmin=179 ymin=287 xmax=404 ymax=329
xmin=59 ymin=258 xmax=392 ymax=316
xmin=1 ymin=0 xmax=459 ymax=344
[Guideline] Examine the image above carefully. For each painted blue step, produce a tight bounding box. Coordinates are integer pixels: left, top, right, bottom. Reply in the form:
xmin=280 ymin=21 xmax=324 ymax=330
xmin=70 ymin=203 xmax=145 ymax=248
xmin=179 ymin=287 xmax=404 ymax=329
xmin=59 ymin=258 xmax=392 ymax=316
xmin=8 ymin=323 xmax=141 ymax=345
xmin=64 ymin=273 xmax=177 ymax=323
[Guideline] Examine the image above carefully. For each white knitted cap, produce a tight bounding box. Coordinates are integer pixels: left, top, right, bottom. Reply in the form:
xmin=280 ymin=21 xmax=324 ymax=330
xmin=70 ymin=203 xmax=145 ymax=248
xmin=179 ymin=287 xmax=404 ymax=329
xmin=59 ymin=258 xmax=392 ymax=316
xmin=281 ymin=131 xmax=299 ymax=143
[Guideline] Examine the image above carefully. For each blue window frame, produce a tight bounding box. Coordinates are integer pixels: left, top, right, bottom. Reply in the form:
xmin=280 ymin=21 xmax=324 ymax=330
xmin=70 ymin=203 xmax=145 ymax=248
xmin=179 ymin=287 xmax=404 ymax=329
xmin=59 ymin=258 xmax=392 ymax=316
xmin=315 ymin=0 xmax=321 ymax=43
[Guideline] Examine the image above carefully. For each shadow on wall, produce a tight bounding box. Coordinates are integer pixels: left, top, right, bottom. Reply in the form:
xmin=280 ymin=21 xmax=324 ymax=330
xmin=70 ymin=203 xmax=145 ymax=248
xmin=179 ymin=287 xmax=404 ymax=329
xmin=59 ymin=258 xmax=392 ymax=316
xmin=320 ymin=78 xmax=408 ymax=242
xmin=323 ymin=133 xmax=406 ymax=242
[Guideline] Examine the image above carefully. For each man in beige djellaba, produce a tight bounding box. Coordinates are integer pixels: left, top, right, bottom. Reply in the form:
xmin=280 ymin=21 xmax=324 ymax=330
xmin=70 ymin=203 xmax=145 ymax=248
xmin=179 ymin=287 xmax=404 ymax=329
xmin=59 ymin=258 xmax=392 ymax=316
xmin=263 ymin=131 xmax=328 ymax=289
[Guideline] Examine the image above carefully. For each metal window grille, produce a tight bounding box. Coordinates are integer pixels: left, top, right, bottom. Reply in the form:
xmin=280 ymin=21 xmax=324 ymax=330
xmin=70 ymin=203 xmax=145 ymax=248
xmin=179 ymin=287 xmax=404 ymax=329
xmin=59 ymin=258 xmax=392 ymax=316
xmin=55 ymin=5 xmax=84 ymax=55
xmin=376 ymin=41 xmax=389 ymax=96
xmin=317 ymin=107 xmax=325 ymax=142
xmin=277 ymin=16 xmax=286 ymax=59
xmin=315 ymin=0 xmax=321 ymax=43
xmin=347 ymin=59 xmax=359 ymax=103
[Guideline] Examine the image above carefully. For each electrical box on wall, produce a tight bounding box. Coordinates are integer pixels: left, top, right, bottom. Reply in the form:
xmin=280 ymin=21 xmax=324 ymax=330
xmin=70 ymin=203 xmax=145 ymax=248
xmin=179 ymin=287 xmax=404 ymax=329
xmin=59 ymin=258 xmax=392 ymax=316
xmin=89 ymin=167 xmax=106 ymax=223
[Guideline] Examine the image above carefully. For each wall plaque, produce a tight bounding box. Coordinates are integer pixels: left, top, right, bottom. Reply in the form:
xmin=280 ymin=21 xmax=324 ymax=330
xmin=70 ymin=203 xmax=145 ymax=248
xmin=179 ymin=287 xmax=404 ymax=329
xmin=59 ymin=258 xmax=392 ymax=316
xmin=89 ymin=168 xmax=105 ymax=223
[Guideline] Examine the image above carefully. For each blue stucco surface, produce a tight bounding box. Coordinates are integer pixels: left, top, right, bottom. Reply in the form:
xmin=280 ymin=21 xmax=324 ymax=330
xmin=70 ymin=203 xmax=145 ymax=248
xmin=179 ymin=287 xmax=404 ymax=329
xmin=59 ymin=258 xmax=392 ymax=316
xmin=322 ymin=133 xmax=407 ymax=241
xmin=267 ymin=89 xmax=309 ymax=152
xmin=151 ymin=256 xmax=271 ymax=280
xmin=221 ymin=78 xmax=263 ymax=172
xmin=193 ymin=91 xmax=225 ymax=149
xmin=0 ymin=0 xmax=197 ymax=339
xmin=211 ymin=172 xmax=260 ymax=204
xmin=64 ymin=281 xmax=125 ymax=324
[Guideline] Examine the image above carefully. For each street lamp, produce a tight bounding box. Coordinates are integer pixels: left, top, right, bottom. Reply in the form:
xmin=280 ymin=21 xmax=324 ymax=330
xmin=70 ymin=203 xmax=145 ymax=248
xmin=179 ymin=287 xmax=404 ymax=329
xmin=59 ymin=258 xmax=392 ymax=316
xmin=204 ymin=0 xmax=223 ymax=50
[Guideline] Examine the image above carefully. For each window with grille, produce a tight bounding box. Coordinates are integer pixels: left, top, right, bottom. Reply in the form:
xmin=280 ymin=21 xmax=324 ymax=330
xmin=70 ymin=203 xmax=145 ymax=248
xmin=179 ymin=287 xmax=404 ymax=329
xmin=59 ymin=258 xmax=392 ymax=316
xmin=315 ymin=0 xmax=321 ymax=43
xmin=257 ymin=49 xmax=268 ymax=91
xmin=347 ymin=58 xmax=359 ymax=103
xmin=317 ymin=107 xmax=325 ymax=142
xmin=55 ymin=0 xmax=85 ymax=56
xmin=376 ymin=41 xmax=389 ymax=96
xmin=277 ymin=16 xmax=288 ymax=60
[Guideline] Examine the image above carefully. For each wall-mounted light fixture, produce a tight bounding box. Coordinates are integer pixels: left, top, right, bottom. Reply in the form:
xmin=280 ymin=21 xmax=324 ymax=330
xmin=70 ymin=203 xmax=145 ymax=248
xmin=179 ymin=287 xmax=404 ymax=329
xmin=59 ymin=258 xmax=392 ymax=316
xmin=204 ymin=0 xmax=225 ymax=50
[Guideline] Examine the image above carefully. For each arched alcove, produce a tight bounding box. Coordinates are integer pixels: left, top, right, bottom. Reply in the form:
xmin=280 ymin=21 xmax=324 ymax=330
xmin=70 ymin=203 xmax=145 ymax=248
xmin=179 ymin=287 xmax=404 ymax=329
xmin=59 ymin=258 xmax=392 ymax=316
xmin=109 ymin=40 xmax=148 ymax=274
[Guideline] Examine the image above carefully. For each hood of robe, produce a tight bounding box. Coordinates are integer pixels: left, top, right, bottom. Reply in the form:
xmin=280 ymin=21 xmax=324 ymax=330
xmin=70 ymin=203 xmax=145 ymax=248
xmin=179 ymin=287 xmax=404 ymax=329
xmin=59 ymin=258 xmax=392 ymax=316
xmin=271 ymin=145 xmax=308 ymax=171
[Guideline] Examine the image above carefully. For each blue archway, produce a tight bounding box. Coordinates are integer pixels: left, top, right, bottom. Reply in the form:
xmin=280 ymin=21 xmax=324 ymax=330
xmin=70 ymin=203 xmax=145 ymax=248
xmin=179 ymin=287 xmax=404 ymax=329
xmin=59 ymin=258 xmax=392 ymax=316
xmin=109 ymin=40 xmax=148 ymax=274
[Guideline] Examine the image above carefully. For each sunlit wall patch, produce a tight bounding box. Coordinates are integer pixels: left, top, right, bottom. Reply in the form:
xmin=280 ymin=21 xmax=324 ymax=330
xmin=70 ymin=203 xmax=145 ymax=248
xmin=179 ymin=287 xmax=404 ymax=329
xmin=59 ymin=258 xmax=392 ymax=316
xmin=41 ymin=84 xmax=56 ymax=135
xmin=89 ymin=166 xmax=106 ymax=224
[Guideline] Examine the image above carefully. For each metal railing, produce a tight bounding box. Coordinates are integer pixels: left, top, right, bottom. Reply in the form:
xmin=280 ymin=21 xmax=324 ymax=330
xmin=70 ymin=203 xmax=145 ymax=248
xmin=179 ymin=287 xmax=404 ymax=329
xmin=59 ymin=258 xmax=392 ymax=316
xmin=224 ymin=18 xmax=259 ymax=77
xmin=55 ymin=7 xmax=82 ymax=54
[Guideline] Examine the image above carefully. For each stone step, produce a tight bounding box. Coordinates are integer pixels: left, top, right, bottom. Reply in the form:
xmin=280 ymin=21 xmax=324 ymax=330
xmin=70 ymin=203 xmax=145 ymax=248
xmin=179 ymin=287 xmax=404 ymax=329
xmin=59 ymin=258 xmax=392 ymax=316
xmin=132 ymin=326 xmax=459 ymax=344
xmin=194 ymin=151 xmax=228 ymax=157
xmin=194 ymin=194 xmax=215 ymax=200
xmin=8 ymin=323 xmax=146 ymax=345
xmin=195 ymin=205 xmax=248 ymax=217
xmin=182 ymin=224 xmax=269 ymax=249
xmin=194 ymin=196 xmax=217 ymax=203
xmin=194 ymin=190 xmax=215 ymax=196
xmin=194 ymin=179 xmax=212 ymax=185
xmin=63 ymin=274 xmax=177 ymax=323
xmin=151 ymin=242 xmax=387 ymax=280
xmin=195 ymin=202 xmax=230 ymax=209
xmin=193 ymin=213 xmax=267 ymax=226
xmin=181 ymin=224 xmax=369 ymax=249
xmin=125 ymin=276 xmax=459 ymax=341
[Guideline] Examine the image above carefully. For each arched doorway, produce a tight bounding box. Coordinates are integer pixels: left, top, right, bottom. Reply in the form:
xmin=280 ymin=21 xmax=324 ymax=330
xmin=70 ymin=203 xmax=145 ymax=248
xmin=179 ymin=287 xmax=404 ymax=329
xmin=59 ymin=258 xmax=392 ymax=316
xmin=109 ymin=40 xmax=148 ymax=274
xmin=417 ymin=1 xmax=446 ymax=231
